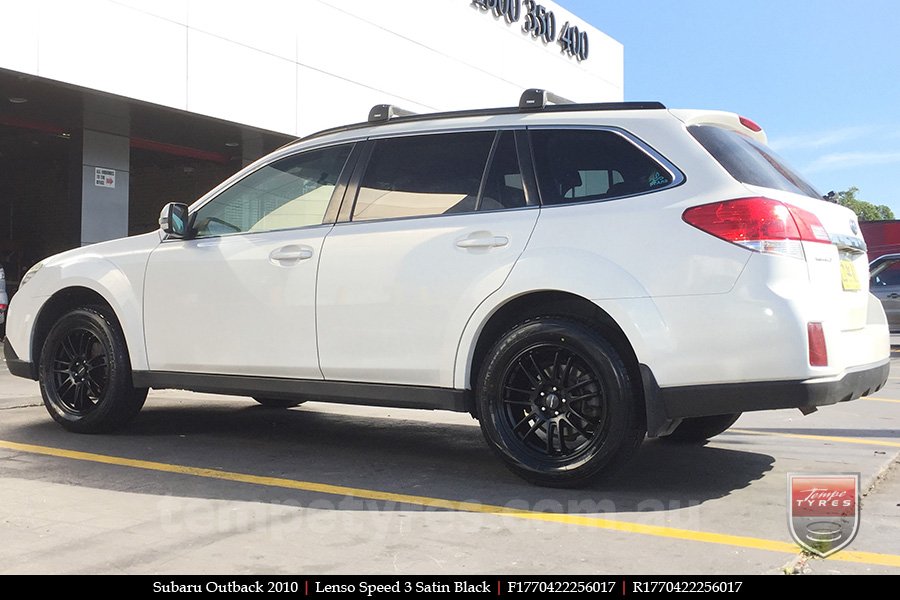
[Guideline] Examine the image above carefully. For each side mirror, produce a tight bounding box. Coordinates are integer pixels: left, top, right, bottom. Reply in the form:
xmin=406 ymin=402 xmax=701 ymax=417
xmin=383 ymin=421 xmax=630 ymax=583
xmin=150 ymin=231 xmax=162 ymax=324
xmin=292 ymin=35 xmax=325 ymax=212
xmin=159 ymin=203 xmax=191 ymax=239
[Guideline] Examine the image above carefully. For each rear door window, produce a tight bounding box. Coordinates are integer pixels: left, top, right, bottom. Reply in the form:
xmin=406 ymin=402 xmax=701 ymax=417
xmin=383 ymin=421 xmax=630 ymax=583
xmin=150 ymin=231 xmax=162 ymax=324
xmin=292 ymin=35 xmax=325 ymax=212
xmin=529 ymin=129 xmax=674 ymax=205
xmin=689 ymin=125 xmax=820 ymax=199
xmin=352 ymin=131 xmax=495 ymax=222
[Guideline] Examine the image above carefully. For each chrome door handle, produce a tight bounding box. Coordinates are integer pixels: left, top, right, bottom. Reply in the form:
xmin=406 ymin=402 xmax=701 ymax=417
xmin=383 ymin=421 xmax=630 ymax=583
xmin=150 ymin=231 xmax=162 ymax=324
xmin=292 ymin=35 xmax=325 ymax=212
xmin=456 ymin=235 xmax=509 ymax=249
xmin=269 ymin=245 xmax=314 ymax=264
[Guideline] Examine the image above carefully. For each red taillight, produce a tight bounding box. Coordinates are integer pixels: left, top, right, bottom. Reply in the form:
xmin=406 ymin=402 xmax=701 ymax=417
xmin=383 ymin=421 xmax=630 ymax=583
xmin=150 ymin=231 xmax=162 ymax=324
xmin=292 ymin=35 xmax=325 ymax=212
xmin=807 ymin=322 xmax=828 ymax=367
xmin=739 ymin=115 xmax=762 ymax=132
xmin=682 ymin=197 xmax=830 ymax=259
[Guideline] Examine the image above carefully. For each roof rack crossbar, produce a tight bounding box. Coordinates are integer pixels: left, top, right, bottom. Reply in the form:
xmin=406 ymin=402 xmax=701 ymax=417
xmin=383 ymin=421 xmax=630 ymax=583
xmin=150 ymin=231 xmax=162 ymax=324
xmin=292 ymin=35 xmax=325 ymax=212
xmin=368 ymin=104 xmax=417 ymax=123
xmin=519 ymin=88 xmax=575 ymax=111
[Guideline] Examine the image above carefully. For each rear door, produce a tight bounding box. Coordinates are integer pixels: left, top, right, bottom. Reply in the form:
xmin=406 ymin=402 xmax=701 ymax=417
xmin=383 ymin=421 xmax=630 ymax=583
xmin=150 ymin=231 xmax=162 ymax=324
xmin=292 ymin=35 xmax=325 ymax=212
xmin=316 ymin=129 xmax=539 ymax=387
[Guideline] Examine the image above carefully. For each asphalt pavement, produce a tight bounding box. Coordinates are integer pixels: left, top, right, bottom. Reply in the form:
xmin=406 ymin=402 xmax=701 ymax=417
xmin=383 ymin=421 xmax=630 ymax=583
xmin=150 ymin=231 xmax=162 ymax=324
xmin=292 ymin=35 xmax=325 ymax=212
xmin=0 ymin=354 xmax=898 ymax=575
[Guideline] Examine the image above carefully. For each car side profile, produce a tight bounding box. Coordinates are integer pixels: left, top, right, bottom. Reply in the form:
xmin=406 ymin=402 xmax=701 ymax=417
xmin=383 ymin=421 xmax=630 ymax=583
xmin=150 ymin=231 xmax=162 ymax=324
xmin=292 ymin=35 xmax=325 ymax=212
xmin=4 ymin=90 xmax=890 ymax=487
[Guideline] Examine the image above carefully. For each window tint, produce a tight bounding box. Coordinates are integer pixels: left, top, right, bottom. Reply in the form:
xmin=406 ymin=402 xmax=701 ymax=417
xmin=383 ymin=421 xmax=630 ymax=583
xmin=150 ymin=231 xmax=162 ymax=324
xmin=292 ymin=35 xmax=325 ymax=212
xmin=689 ymin=125 xmax=820 ymax=199
xmin=873 ymin=262 xmax=900 ymax=287
xmin=530 ymin=129 xmax=672 ymax=205
xmin=193 ymin=144 xmax=352 ymax=237
xmin=352 ymin=131 xmax=494 ymax=221
xmin=480 ymin=131 xmax=526 ymax=211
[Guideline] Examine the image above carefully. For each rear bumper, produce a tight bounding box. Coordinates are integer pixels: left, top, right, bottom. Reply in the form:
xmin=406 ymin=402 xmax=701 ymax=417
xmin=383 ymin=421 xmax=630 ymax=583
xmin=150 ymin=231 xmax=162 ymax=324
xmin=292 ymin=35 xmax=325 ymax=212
xmin=3 ymin=337 xmax=36 ymax=380
xmin=642 ymin=359 xmax=890 ymax=437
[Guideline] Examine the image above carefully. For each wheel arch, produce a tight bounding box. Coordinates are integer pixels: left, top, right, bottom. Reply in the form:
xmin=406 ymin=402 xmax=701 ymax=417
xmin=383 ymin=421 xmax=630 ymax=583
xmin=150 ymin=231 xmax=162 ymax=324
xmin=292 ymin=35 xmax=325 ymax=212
xmin=31 ymin=286 xmax=136 ymax=371
xmin=460 ymin=290 xmax=645 ymax=423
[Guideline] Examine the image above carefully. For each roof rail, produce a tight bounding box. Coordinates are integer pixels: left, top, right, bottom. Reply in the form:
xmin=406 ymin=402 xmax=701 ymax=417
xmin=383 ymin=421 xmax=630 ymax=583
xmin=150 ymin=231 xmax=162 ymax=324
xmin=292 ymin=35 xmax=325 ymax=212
xmin=368 ymin=104 xmax=417 ymax=123
xmin=519 ymin=89 xmax=574 ymax=111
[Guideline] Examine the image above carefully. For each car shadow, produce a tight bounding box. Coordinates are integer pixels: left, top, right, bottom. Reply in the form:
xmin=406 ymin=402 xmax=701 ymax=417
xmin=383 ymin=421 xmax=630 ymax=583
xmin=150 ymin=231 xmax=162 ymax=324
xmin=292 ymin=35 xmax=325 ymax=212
xmin=6 ymin=399 xmax=775 ymax=515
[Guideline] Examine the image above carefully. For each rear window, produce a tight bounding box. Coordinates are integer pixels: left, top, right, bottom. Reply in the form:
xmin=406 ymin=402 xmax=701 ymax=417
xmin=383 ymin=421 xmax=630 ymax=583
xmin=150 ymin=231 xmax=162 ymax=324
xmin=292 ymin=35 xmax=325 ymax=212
xmin=688 ymin=125 xmax=820 ymax=199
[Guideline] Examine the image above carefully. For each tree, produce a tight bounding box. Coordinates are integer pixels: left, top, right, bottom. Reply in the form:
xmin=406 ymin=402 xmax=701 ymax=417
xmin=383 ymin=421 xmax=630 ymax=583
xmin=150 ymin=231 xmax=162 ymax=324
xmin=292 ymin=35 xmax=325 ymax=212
xmin=831 ymin=187 xmax=894 ymax=221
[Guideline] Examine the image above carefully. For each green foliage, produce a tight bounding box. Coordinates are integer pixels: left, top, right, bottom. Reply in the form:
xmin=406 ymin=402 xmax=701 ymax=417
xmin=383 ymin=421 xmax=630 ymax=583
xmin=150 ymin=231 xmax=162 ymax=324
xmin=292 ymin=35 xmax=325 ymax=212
xmin=834 ymin=187 xmax=894 ymax=221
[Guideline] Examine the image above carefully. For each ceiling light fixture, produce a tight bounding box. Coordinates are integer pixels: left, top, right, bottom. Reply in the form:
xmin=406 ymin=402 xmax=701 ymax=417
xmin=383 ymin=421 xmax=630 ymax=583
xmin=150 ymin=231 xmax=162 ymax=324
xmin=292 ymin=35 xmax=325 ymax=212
xmin=8 ymin=97 xmax=28 ymax=104
xmin=225 ymin=141 xmax=239 ymax=147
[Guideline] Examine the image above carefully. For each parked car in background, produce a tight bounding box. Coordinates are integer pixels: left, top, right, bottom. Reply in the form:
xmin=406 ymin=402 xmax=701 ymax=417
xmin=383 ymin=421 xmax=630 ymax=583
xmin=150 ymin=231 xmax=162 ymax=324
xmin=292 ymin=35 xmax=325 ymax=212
xmin=870 ymin=253 xmax=900 ymax=332
xmin=3 ymin=90 xmax=891 ymax=487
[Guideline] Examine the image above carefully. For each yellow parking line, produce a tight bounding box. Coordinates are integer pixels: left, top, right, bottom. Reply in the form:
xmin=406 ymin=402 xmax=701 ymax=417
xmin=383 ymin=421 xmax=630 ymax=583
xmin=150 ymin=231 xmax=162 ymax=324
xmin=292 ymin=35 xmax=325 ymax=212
xmin=862 ymin=396 xmax=900 ymax=404
xmin=1 ymin=439 xmax=899 ymax=568
xmin=730 ymin=428 xmax=900 ymax=448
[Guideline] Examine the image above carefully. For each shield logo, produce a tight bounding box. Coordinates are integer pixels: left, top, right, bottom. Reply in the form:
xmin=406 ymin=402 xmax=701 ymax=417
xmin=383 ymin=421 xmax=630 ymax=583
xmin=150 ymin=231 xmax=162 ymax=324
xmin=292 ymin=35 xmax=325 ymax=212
xmin=788 ymin=473 xmax=859 ymax=557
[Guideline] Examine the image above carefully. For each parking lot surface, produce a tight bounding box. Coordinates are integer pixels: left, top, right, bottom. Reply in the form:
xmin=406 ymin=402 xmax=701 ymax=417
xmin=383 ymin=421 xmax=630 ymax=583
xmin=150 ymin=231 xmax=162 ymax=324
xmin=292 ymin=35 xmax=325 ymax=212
xmin=1 ymin=356 xmax=898 ymax=575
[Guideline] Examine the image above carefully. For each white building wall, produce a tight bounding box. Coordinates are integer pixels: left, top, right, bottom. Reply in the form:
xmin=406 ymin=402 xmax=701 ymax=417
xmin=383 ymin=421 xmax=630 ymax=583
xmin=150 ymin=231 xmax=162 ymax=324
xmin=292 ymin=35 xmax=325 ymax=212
xmin=0 ymin=0 xmax=623 ymax=136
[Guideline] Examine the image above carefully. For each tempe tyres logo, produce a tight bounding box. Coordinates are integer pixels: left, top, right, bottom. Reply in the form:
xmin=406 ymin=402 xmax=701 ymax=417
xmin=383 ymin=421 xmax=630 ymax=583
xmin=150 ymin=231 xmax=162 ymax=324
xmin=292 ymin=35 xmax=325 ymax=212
xmin=788 ymin=473 xmax=859 ymax=557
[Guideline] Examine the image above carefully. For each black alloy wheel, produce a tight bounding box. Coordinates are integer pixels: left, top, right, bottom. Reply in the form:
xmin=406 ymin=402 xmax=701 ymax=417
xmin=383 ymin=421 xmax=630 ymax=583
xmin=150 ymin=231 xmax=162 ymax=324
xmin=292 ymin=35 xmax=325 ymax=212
xmin=39 ymin=306 xmax=147 ymax=433
xmin=498 ymin=343 xmax=608 ymax=462
xmin=478 ymin=317 xmax=644 ymax=487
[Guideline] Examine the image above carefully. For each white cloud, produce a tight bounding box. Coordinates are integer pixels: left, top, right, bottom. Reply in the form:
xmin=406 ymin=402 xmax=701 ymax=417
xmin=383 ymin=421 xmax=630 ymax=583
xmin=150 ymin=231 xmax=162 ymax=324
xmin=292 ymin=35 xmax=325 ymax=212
xmin=769 ymin=126 xmax=872 ymax=152
xmin=805 ymin=151 xmax=900 ymax=173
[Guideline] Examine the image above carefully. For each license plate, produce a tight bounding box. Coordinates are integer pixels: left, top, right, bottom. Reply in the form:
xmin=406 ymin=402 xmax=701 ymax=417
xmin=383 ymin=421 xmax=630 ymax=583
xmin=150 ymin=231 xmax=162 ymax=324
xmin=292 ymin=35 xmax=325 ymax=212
xmin=840 ymin=260 xmax=861 ymax=291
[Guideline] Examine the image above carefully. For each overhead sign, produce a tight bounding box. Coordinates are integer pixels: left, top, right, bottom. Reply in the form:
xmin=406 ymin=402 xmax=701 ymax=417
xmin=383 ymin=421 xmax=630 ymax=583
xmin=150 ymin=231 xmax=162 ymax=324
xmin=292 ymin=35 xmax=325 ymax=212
xmin=470 ymin=0 xmax=589 ymax=61
xmin=95 ymin=168 xmax=116 ymax=189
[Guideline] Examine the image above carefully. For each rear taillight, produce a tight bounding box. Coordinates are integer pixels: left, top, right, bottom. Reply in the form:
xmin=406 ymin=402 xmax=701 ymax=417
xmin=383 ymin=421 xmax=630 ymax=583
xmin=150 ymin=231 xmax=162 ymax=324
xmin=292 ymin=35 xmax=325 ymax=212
xmin=0 ymin=304 xmax=7 ymax=312
xmin=682 ymin=197 xmax=830 ymax=259
xmin=807 ymin=322 xmax=828 ymax=367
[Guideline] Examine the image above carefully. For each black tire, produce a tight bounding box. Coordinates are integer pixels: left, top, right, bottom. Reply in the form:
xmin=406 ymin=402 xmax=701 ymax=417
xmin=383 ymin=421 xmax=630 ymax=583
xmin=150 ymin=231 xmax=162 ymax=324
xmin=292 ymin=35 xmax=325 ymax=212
xmin=477 ymin=317 xmax=645 ymax=488
xmin=38 ymin=306 xmax=147 ymax=433
xmin=253 ymin=397 xmax=305 ymax=409
xmin=661 ymin=413 xmax=742 ymax=444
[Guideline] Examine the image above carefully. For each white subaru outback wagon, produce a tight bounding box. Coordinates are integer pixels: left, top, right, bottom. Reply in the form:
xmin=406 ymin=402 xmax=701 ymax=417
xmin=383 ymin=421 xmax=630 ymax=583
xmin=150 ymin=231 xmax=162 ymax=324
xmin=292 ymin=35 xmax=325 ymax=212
xmin=4 ymin=90 xmax=890 ymax=487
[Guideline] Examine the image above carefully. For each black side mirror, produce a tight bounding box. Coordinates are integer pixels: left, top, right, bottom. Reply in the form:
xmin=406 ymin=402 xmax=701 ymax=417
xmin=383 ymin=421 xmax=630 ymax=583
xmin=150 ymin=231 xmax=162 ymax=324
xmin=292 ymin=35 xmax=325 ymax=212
xmin=159 ymin=203 xmax=192 ymax=239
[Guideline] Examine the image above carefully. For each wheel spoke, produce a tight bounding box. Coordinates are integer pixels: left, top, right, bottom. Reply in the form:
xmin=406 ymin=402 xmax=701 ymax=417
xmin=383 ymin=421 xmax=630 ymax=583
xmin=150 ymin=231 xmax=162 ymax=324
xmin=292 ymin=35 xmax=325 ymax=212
xmin=527 ymin=352 xmax=545 ymax=383
xmin=568 ymin=391 xmax=600 ymax=403
xmin=522 ymin=420 xmax=542 ymax=441
xmin=557 ymin=420 xmax=567 ymax=454
xmin=503 ymin=397 xmax=532 ymax=406
xmin=563 ymin=415 xmax=590 ymax=438
xmin=546 ymin=421 xmax=554 ymax=454
xmin=550 ymin=350 xmax=561 ymax=381
xmin=503 ymin=384 xmax=534 ymax=395
xmin=514 ymin=411 xmax=537 ymax=430
xmin=567 ymin=378 xmax=598 ymax=393
xmin=61 ymin=336 xmax=78 ymax=361
xmin=516 ymin=360 xmax=539 ymax=386
xmin=561 ymin=355 xmax=574 ymax=387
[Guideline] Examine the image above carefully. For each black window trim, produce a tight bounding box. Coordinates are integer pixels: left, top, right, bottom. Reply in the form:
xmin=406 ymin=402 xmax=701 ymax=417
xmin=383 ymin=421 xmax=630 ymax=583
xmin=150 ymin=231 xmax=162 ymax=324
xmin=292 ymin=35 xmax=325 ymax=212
xmin=334 ymin=127 xmax=540 ymax=226
xmin=524 ymin=125 xmax=686 ymax=208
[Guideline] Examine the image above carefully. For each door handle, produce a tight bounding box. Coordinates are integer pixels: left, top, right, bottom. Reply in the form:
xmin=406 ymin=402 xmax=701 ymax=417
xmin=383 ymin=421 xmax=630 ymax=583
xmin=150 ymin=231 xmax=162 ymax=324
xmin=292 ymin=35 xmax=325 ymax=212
xmin=888 ymin=293 xmax=900 ymax=299
xmin=456 ymin=234 xmax=509 ymax=249
xmin=269 ymin=245 xmax=314 ymax=264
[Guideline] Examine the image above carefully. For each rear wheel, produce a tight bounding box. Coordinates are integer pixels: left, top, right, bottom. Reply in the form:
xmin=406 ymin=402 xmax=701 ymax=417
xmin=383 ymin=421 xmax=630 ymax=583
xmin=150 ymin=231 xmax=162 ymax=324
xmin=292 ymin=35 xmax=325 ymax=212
xmin=661 ymin=413 xmax=741 ymax=444
xmin=253 ymin=397 xmax=305 ymax=409
xmin=39 ymin=306 xmax=147 ymax=433
xmin=477 ymin=317 xmax=644 ymax=488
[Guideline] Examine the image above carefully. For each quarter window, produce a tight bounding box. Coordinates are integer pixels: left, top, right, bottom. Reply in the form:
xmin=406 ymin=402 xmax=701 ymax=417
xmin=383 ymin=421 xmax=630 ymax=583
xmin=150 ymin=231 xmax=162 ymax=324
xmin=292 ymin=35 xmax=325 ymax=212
xmin=352 ymin=131 xmax=495 ymax=222
xmin=530 ymin=129 xmax=672 ymax=205
xmin=192 ymin=144 xmax=353 ymax=237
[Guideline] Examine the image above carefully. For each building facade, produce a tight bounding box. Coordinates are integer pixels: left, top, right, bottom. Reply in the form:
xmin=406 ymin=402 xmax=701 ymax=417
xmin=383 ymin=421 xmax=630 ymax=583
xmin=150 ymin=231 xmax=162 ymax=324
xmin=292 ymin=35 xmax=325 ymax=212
xmin=0 ymin=0 xmax=622 ymax=285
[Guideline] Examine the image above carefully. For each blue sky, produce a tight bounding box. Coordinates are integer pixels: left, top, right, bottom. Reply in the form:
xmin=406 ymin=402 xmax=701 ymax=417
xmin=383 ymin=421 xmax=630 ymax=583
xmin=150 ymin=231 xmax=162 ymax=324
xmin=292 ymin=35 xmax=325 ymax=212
xmin=559 ymin=0 xmax=900 ymax=215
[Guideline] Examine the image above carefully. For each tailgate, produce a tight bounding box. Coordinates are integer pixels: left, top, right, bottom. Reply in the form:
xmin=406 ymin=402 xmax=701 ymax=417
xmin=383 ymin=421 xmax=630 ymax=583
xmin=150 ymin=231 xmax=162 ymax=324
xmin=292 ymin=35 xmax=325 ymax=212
xmin=749 ymin=187 xmax=868 ymax=331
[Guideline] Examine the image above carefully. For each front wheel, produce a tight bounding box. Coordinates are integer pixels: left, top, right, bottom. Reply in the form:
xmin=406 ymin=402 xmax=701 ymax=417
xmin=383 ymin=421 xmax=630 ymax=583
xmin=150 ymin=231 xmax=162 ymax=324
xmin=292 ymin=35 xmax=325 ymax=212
xmin=477 ymin=317 xmax=645 ymax=488
xmin=39 ymin=306 xmax=147 ymax=433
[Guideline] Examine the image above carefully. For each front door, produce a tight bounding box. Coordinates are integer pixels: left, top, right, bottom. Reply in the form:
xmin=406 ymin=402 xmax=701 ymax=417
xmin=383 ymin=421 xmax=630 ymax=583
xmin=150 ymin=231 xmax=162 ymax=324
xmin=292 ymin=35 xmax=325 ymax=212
xmin=143 ymin=143 xmax=354 ymax=378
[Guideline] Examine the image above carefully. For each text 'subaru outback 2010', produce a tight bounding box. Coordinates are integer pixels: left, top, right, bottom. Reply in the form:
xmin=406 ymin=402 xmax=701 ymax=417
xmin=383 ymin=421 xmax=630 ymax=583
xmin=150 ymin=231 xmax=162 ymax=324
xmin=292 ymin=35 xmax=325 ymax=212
xmin=4 ymin=90 xmax=889 ymax=487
